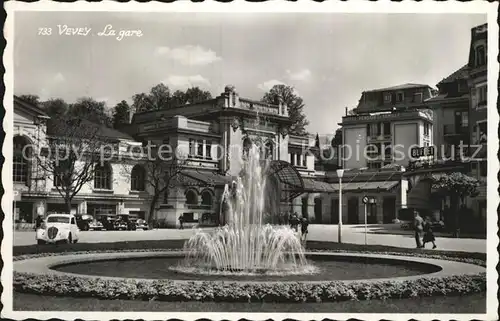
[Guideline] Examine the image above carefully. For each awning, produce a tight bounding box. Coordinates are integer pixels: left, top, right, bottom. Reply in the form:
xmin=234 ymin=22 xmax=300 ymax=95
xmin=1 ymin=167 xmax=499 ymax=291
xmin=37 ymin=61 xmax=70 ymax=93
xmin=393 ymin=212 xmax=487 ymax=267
xmin=303 ymin=179 xmax=337 ymax=193
xmin=174 ymin=170 xmax=233 ymax=187
xmin=268 ymin=160 xmax=305 ymax=200
xmin=341 ymin=181 xmax=399 ymax=192
xmin=303 ymin=179 xmax=399 ymax=193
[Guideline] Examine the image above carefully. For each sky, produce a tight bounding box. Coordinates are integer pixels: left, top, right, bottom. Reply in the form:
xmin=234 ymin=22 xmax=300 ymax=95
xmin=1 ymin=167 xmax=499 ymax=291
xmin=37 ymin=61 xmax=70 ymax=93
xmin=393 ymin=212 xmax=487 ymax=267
xmin=14 ymin=12 xmax=486 ymax=138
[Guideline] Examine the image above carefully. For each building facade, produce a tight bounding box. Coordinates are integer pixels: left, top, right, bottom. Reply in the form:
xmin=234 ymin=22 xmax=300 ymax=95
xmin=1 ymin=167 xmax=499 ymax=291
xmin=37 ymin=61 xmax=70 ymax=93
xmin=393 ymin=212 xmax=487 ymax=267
xmin=341 ymin=83 xmax=435 ymax=170
xmin=467 ymin=23 xmax=488 ymax=221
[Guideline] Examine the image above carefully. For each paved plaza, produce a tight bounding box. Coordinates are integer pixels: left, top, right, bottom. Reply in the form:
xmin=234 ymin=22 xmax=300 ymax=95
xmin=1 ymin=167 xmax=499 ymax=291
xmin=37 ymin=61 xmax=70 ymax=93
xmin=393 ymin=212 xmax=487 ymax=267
xmin=13 ymin=224 xmax=486 ymax=253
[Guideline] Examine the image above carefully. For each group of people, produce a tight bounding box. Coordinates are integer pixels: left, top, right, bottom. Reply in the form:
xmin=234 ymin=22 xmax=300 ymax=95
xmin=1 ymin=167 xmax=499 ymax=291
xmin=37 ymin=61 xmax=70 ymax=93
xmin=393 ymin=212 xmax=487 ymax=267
xmin=413 ymin=210 xmax=437 ymax=249
xmin=289 ymin=212 xmax=309 ymax=243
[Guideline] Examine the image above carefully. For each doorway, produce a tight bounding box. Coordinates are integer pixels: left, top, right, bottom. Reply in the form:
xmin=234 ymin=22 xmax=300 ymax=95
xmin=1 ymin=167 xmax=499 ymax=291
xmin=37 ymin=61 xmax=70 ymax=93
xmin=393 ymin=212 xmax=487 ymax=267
xmin=347 ymin=197 xmax=359 ymax=224
xmin=382 ymin=197 xmax=396 ymax=223
xmin=331 ymin=199 xmax=339 ymax=224
xmin=314 ymin=198 xmax=322 ymax=223
xmin=367 ymin=203 xmax=377 ymax=224
xmin=301 ymin=197 xmax=308 ymax=219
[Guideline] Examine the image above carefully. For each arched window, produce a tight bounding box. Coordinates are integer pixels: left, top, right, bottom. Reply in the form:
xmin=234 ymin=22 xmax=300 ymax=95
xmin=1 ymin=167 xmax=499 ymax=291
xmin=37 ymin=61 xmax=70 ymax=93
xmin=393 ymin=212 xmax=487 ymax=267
xmin=476 ymin=45 xmax=486 ymax=67
xmin=94 ymin=162 xmax=112 ymax=189
xmin=130 ymin=165 xmax=146 ymax=191
xmin=242 ymin=138 xmax=252 ymax=158
xmin=201 ymin=190 xmax=213 ymax=206
xmin=185 ymin=190 xmax=198 ymax=205
xmin=264 ymin=141 xmax=274 ymax=160
xmin=13 ymin=136 xmax=31 ymax=184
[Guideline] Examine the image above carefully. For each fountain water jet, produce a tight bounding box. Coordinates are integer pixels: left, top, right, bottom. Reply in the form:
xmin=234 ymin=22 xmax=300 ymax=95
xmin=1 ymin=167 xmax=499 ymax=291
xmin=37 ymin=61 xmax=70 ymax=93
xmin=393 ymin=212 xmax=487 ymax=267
xmin=179 ymin=144 xmax=312 ymax=275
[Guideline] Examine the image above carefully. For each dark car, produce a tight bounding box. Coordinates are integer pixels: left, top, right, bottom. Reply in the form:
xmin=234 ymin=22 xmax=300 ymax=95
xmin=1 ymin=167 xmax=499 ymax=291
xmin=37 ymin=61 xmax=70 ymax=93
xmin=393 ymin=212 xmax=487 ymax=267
xmin=96 ymin=214 xmax=119 ymax=230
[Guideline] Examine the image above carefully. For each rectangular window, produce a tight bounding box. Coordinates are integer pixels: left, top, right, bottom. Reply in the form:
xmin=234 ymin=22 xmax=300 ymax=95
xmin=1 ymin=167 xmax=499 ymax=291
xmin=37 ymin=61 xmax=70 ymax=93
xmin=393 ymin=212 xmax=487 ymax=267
xmin=189 ymin=139 xmax=195 ymax=156
xmin=384 ymin=93 xmax=391 ymax=103
xmin=413 ymin=93 xmax=423 ymax=103
xmin=197 ymin=140 xmax=204 ymax=157
xmin=383 ymin=122 xmax=391 ymax=135
xmin=302 ymin=154 xmax=307 ymax=167
xmin=424 ymin=123 xmax=430 ymax=136
xmin=205 ymin=141 xmax=212 ymax=159
xmin=461 ymin=112 xmax=469 ymax=127
xmin=479 ymin=161 xmax=487 ymax=177
xmin=397 ymin=92 xmax=404 ymax=102
xmin=368 ymin=123 xmax=378 ymax=136
xmin=477 ymin=85 xmax=487 ymax=108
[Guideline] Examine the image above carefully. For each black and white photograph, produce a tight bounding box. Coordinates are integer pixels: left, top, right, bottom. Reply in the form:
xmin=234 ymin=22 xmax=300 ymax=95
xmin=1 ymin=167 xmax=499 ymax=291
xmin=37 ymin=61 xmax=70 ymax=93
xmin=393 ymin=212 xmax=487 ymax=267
xmin=2 ymin=2 xmax=498 ymax=320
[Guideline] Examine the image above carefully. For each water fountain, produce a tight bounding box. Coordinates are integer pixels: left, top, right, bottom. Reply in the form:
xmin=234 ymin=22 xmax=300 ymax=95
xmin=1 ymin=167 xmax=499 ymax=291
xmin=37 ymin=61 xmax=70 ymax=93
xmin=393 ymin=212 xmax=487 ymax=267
xmin=179 ymin=143 xmax=311 ymax=275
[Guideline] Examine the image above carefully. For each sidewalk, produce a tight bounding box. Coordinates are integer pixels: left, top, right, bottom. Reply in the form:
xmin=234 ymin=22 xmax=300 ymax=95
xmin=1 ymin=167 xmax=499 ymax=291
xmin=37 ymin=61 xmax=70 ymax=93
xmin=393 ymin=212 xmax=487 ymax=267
xmin=12 ymin=224 xmax=487 ymax=253
xmin=308 ymin=224 xmax=487 ymax=253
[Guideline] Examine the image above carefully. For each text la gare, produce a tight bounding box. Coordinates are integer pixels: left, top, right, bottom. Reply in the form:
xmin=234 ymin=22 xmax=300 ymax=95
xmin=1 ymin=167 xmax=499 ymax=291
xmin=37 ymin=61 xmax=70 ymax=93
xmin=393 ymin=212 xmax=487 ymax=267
xmin=98 ymin=24 xmax=143 ymax=41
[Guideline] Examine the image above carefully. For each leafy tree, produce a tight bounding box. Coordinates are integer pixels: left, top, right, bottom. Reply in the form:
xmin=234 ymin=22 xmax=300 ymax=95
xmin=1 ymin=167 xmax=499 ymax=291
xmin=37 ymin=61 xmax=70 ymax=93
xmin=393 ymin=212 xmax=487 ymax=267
xmin=69 ymin=97 xmax=111 ymax=126
xmin=112 ymin=100 xmax=131 ymax=129
xmin=262 ymin=84 xmax=309 ymax=136
xmin=42 ymin=98 xmax=68 ymax=119
xmin=132 ymin=85 xmax=213 ymax=112
xmin=149 ymin=83 xmax=172 ymax=110
xmin=35 ymin=114 xmax=113 ymax=213
xmin=432 ymin=172 xmax=480 ymax=237
xmin=18 ymin=94 xmax=41 ymax=107
xmin=184 ymin=87 xmax=212 ymax=104
xmin=131 ymin=93 xmax=152 ymax=113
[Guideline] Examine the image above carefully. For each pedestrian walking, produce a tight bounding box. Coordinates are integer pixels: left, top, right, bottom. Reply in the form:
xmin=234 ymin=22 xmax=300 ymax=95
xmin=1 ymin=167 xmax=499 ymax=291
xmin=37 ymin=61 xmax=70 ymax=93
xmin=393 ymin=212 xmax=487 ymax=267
xmin=422 ymin=216 xmax=437 ymax=249
xmin=290 ymin=213 xmax=299 ymax=232
xmin=300 ymin=216 xmax=309 ymax=243
xmin=34 ymin=214 xmax=43 ymax=230
xmin=179 ymin=214 xmax=184 ymax=230
xmin=413 ymin=210 xmax=424 ymax=248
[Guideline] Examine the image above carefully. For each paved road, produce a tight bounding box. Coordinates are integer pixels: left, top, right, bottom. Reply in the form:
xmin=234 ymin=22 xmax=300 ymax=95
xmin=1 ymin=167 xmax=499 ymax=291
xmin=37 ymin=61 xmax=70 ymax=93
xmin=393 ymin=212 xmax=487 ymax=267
xmin=13 ymin=224 xmax=486 ymax=253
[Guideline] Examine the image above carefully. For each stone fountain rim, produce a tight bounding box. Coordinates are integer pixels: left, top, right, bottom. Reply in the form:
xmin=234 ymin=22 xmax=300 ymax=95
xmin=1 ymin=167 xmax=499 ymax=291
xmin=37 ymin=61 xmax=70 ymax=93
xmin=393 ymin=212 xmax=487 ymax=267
xmin=13 ymin=250 xmax=485 ymax=285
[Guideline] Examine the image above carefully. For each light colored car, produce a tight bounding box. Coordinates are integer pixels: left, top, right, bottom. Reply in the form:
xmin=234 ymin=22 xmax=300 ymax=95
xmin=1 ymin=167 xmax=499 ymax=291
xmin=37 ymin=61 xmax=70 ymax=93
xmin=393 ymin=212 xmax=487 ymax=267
xmin=36 ymin=213 xmax=80 ymax=245
xmin=136 ymin=218 xmax=149 ymax=230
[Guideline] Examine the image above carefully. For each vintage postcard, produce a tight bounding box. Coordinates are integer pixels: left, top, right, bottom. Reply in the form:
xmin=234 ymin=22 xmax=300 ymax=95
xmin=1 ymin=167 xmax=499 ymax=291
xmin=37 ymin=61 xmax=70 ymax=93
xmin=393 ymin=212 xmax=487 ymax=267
xmin=2 ymin=1 xmax=498 ymax=320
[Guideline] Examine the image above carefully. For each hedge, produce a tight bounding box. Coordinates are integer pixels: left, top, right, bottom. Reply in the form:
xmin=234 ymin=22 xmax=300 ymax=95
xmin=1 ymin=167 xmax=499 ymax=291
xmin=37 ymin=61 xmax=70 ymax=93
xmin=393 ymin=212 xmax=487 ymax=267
xmin=13 ymin=272 xmax=486 ymax=303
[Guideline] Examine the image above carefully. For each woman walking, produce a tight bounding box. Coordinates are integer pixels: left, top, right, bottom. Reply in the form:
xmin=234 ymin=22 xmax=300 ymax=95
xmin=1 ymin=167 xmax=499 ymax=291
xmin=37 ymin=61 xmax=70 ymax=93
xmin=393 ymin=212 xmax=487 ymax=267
xmin=423 ymin=216 xmax=437 ymax=249
xmin=300 ymin=217 xmax=309 ymax=244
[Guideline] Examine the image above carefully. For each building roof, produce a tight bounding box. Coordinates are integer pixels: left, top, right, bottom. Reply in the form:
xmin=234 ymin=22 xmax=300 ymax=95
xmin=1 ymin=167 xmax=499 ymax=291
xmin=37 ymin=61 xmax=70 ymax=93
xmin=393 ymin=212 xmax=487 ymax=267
xmin=425 ymin=93 xmax=469 ymax=103
xmin=47 ymin=118 xmax=135 ymax=141
xmin=364 ymin=83 xmax=430 ymax=93
xmin=175 ymin=170 xmax=233 ymax=187
xmin=14 ymin=95 xmax=49 ymax=118
xmin=437 ymin=65 xmax=469 ymax=85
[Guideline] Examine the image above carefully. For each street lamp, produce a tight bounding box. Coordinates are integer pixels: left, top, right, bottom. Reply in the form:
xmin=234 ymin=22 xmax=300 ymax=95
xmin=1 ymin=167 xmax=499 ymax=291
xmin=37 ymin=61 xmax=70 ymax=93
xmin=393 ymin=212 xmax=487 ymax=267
xmin=336 ymin=168 xmax=345 ymax=243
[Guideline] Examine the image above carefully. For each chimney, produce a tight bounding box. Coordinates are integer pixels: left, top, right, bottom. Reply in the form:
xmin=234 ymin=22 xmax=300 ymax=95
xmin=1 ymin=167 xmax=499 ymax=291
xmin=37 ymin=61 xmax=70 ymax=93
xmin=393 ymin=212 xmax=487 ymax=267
xmin=345 ymin=107 xmax=348 ymax=116
xmin=128 ymin=111 xmax=134 ymax=124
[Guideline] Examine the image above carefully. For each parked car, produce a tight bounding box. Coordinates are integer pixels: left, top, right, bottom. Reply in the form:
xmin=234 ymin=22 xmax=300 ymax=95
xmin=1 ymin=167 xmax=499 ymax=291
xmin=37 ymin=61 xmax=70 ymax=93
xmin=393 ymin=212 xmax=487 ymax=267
xmin=114 ymin=218 xmax=128 ymax=231
xmin=135 ymin=218 xmax=149 ymax=230
xmin=97 ymin=214 xmax=118 ymax=230
xmin=76 ymin=214 xmax=104 ymax=231
xmin=36 ymin=213 xmax=80 ymax=245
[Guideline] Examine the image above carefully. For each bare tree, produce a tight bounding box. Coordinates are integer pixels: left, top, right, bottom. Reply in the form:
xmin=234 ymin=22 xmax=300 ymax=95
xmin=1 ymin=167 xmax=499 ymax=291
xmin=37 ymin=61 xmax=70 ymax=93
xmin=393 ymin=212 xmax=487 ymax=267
xmin=122 ymin=142 xmax=188 ymax=228
xmin=35 ymin=116 xmax=114 ymax=213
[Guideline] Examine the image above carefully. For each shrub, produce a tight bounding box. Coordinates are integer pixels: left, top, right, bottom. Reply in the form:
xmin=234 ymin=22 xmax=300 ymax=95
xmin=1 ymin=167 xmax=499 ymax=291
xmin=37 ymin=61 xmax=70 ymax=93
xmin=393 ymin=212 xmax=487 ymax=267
xmin=13 ymin=272 xmax=486 ymax=303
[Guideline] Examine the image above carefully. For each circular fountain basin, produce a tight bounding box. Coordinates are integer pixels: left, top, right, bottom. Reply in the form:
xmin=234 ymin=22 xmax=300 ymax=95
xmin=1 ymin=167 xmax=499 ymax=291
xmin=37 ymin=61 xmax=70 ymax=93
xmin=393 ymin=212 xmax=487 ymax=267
xmin=14 ymin=251 xmax=485 ymax=284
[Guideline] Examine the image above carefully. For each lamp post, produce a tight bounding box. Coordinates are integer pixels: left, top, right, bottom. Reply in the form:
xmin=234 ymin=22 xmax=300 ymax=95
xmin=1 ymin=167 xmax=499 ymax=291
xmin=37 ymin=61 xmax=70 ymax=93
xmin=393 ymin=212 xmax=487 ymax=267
xmin=336 ymin=169 xmax=344 ymax=243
